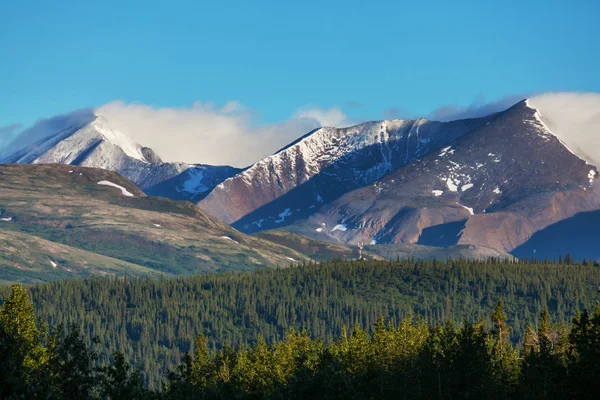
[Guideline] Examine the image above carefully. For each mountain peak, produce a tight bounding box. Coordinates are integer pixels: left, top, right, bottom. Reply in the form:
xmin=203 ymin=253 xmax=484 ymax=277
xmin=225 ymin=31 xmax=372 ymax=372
xmin=86 ymin=116 xmax=147 ymax=162
xmin=525 ymin=94 xmax=600 ymax=167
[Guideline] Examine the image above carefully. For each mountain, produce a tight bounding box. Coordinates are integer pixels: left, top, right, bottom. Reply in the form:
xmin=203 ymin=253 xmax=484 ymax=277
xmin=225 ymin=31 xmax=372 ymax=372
xmin=199 ymin=115 xmax=493 ymax=227
xmin=0 ymin=164 xmax=513 ymax=283
xmin=280 ymin=100 xmax=599 ymax=254
xmin=0 ymin=164 xmax=311 ymax=283
xmin=196 ymin=95 xmax=599 ymax=258
xmin=1 ymin=115 xmax=241 ymax=201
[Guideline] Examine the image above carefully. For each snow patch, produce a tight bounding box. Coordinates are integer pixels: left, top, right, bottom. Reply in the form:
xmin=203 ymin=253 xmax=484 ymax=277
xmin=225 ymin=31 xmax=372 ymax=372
xmin=181 ymin=168 xmax=209 ymax=194
xmin=0 ymin=217 xmax=13 ymax=222
xmin=285 ymin=257 xmax=296 ymax=262
xmin=370 ymin=239 xmax=377 ymax=245
xmin=274 ymin=208 xmax=292 ymax=223
xmin=331 ymin=224 xmax=347 ymax=232
xmin=588 ymin=169 xmax=596 ymax=184
xmin=446 ymin=178 xmax=458 ymax=192
xmin=97 ymin=181 xmax=134 ymax=197
xmin=50 ymin=260 xmax=57 ymax=268
xmin=457 ymin=203 xmax=474 ymax=215
xmin=439 ymin=146 xmax=452 ymax=157
xmin=220 ymin=236 xmax=239 ymax=244
xmin=493 ymin=187 xmax=502 ymax=194
xmin=461 ymin=183 xmax=474 ymax=192
xmin=432 ymin=190 xmax=443 ymax=197
xmin=153 ymin=224 xmax=161 ymax=227
xmin=315 ymin=227 xmax=324 ymax=232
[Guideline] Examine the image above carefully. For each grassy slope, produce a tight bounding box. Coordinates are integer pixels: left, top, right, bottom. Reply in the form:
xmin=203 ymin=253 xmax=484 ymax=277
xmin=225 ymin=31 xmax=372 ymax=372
xmin=0 ymin=164 xmax=309 ymax=282
xmin=0 ymin=229 xmax=159 ymax=283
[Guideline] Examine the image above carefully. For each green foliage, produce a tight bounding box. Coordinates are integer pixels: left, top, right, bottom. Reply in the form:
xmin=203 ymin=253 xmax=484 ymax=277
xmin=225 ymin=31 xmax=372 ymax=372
xmin=1 ymin=258 xmax=599 ymax=388
xmin=1 ymin=271 xmax=600 ymax=398
xmin=0 ymin=284 xmax=48 ymax=399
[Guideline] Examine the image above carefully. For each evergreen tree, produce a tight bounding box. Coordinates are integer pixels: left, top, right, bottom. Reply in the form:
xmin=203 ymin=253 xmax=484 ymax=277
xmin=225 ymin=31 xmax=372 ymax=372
xmin=0 ymin=284 xmax=48 ymax=399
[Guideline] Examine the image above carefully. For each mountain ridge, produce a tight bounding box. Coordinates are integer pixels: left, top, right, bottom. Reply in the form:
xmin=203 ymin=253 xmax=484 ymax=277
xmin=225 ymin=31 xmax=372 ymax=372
xmin=2 ymin=115 xmax=241 ymax=201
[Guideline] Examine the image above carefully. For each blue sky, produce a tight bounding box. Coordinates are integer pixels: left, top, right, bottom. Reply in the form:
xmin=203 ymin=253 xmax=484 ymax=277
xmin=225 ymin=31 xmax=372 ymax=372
xmin=1 ymin=0 xmax=599 ymax=164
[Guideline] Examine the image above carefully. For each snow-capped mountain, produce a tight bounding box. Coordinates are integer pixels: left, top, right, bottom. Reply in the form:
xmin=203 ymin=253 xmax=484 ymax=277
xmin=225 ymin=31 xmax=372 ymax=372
xmin=197 ymin=94 xmax=600 ymax=257
xmin=199 ymin=115 xmax=494 ymax=225
xmin=281 ymin=100 xmax=599 ymax=253
xmin=2 ymin=115 xmax=240 ymax=200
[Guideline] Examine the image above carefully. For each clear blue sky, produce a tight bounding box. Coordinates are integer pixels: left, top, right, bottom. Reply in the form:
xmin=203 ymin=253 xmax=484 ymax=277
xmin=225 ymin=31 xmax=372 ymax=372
xmin=1 ymin=0 xmax=599 ymax=129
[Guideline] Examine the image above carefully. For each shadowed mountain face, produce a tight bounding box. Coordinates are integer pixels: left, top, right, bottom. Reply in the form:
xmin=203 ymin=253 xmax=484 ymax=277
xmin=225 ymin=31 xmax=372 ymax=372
xmin=1 ymin=116 xmax=240 ymax=202
xmin=511 ymin=210 xmax=600 ymax=261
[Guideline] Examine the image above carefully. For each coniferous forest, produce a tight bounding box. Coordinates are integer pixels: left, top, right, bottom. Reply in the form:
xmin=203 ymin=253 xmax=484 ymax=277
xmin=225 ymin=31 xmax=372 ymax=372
xmin=1 ymin=258 xmax=600 ymax=398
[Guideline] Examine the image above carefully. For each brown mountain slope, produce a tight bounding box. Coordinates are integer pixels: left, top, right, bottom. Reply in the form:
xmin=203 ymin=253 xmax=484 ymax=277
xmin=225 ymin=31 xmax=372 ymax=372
xmin=0 ymin=164 xmax=309 ymax=281
xmin=281 ymin=101 xmax=599 ymax=253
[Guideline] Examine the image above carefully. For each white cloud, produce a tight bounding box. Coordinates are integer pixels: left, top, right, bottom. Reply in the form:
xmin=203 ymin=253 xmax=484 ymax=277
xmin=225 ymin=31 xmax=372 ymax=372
xmin=293 ymin=106 xmax=354 ymax=128
xmin=95 ymin=101 xmax=352 ymax=167
xmin=0 ymin=109 xmax=95 ymax=161
xmin=528 ymin=92 xmax=600 ymax=167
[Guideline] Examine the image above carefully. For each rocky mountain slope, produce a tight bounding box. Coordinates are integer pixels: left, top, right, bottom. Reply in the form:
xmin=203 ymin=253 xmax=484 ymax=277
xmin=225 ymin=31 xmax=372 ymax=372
xmin=1 ymin=116 xmax=240 ymax=201
xmin=199 ymin=115 xmax=493 ymax=228
xmin=280 ymin=100 xmax=599 ymax=253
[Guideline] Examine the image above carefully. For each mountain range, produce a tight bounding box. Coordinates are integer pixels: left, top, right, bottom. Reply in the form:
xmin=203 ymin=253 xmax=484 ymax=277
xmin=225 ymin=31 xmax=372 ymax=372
xmin=1 ymin=93 xmax=599 ymax=274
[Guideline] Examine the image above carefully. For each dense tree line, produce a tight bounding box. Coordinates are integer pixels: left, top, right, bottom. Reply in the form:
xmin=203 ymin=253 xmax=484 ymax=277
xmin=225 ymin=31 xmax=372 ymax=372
xmin=0 ymin=258 xmax=599 ymax=389
xmin=2 ymin=283 xmax=600 ymax=399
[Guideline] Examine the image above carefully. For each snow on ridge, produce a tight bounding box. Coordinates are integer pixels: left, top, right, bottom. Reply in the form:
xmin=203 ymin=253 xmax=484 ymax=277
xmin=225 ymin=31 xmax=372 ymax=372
xmin=97 ymin=180 xmax=135 ymax=197
xmin=90 ymin=117 xmax=146 ymax=162
xmin=211 ymin=117 xmax=430 ymax=193
xmin=526 ymin=94 xmax=600 ymax=168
